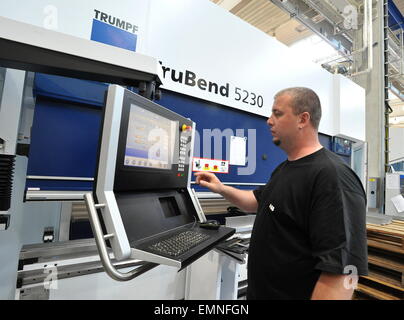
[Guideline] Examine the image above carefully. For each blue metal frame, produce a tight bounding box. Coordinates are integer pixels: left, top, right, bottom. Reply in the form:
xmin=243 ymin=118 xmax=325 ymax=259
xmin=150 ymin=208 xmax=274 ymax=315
xmin=389 ymin=0 xmax=404 ymax=31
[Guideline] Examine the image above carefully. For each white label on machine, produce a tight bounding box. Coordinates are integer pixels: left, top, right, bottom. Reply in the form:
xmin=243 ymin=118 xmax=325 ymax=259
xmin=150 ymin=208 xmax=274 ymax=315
xmin=229 ymin=136 xmax=247 ymax=166
xmin=192 ymin=157 xmax=229 ymax=174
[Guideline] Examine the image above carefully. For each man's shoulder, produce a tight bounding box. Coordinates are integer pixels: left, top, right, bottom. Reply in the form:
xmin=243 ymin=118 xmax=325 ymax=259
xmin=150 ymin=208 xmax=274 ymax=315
xmin=314 ymin=148 xmax=347 ymax=169
xmin=294 ymin=148 xmax=340 ymax=177
xmin=327 ymin=149 xmax=356 ymax=170
xmin=271 ymin=159 xmax=288 ymax=176
xmin=316 ymin=149 xmax=366 ymax=197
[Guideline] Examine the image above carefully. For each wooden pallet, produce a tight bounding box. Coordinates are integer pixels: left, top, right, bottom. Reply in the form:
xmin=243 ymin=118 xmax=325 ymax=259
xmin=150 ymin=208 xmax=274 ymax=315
xmin=367 ymin=220 xmax=404 ymax=254
xmin=354 ymin=220 xmax=404 ymax=300
xmin=362 ymin=269 xmax=403 ymax=291
xmin=367 ymin=251 xmax=404 ymax=288
xmin=356 ymin=283 xmax=402 ymax=300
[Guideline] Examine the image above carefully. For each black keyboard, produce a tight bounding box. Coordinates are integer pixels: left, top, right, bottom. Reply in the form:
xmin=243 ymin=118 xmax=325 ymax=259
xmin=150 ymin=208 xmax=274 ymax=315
xmin=148 ymin=230 xmax=210 ymax=257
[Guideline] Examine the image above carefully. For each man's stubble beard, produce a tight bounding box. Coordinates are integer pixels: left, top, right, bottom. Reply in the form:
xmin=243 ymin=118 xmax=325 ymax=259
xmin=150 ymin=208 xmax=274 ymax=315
xmin=273 ymin=139 xmax=281 ymax=146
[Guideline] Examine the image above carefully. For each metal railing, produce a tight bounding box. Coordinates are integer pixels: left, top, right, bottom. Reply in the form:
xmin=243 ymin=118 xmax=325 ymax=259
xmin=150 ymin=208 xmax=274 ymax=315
xmin=83 ymin=192 xmax=158 ymax=281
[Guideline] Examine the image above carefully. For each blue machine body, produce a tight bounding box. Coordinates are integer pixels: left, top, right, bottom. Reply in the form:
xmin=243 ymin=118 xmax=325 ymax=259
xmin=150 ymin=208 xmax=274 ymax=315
xmin=26 ymin=73 xmax=335 ymax=193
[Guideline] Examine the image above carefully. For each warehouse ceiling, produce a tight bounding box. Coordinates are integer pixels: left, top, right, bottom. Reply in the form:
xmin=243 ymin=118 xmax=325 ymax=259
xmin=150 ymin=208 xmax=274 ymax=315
xmin=395 ymin=0 xmax=404 ymax=17
xmin=211 ymin=0 xmax=313 ymax=45
xmin=211 ymin=0 xmax=404 ymax=128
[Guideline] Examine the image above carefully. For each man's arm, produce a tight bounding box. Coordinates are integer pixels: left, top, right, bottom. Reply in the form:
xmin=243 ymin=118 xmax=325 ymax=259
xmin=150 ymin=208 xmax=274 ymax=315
xmin=311 ymin=272 xmax=354 ymax=300
xmin=219 ymin=184 xmax=258 ymax=213
xmin=194 ymin=172 xmax=258 ymax=213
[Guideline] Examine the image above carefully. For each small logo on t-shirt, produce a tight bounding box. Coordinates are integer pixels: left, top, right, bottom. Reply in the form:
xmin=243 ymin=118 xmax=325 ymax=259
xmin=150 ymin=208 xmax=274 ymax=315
xmin=269 ymin=204 xmax=275 ymax=212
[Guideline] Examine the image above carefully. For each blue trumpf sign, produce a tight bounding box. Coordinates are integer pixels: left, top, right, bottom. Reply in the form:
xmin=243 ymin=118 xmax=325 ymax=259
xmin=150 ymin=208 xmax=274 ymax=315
xmin=91 ymin=17 xmax=137 ymax=52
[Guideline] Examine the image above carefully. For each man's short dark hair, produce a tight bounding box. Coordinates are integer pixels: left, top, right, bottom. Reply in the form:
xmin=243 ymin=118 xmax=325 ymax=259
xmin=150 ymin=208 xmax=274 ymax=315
xmin=274 ymin=87 xmax=322 ymax=130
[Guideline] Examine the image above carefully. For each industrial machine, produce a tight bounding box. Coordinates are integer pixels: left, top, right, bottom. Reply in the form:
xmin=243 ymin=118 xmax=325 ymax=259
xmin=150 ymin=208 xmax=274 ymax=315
xmin=0 ymin=16 xmax=234 ymax=289
xmin=84 ymin=85 xmax=235 ymax=280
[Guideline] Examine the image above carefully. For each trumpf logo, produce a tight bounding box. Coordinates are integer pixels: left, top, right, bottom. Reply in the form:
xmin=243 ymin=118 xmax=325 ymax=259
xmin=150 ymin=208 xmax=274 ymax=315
xmin=94 ymin=9 xmax=139 ymax=34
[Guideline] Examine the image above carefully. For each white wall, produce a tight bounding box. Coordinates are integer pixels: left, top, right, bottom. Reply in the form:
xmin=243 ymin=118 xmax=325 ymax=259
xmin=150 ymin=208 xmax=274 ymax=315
xmin=145 ymin=0 xmax=336 ymax=127
xmin=334 ymin=74 xmax=366 ymax=141
xmin=0 ymin=0 xmax=150 ymax=53
xmin=389 ymin=127 xmax=404 ymax=163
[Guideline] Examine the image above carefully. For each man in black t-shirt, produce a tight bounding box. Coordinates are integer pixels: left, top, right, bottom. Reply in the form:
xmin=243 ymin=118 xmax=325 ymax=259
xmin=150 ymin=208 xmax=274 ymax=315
xmin=195 ymin=87 xmax=368 ymax=300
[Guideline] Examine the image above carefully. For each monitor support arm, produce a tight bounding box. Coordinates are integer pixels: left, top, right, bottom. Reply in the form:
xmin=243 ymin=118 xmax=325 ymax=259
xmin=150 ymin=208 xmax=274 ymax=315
xmin=138 ymin=80 xmax=162 ymax=101
xmin=84 ymin=192 xmax=158 ymax=281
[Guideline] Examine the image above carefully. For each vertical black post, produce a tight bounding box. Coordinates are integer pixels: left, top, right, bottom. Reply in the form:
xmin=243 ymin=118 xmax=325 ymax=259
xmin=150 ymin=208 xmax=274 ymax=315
xmin=0 ymin=154 xmax=15 ymax=211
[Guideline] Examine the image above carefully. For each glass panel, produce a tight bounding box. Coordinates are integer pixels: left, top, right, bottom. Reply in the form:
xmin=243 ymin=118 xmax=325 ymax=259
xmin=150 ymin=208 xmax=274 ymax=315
xmin=0 ymin=68 xmax=5 ymax=103
xmin=392 ymin=161 xmax=404 ymax=172
xmin=352 ymin=144 xmax=366 ymax=190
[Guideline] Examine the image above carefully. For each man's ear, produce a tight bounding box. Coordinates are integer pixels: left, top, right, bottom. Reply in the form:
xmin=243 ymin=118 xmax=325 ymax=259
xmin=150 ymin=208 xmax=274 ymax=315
xmin=300 ymin=112 xmax=311 ymax=127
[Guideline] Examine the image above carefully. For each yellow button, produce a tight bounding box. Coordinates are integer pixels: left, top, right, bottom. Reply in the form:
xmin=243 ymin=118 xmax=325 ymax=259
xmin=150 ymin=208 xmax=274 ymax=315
xmin=182 ymin=124 xmax=192 ymax=132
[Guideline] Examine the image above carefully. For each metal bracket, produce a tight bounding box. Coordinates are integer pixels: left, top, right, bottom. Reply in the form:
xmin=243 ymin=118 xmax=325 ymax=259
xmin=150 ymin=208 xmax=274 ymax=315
xmin=83 ymin=192 xmax=158 ymax=281
xmin=189 ymin=188 xmax=207 ymax=223
xmin=0 ymin=214 xmax=10 ymax=231
xmin=138 ymin=80 xmax=161 ymax=100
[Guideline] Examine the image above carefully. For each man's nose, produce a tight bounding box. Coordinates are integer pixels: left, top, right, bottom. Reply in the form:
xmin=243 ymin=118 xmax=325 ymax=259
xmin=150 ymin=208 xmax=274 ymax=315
xmin=267 ymin=116 xmax=273 ymax=127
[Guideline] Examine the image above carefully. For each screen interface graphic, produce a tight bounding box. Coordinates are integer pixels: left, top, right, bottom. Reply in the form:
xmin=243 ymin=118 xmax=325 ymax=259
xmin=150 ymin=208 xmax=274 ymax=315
xmin=125 ymin=104 xmax=177 ymax=170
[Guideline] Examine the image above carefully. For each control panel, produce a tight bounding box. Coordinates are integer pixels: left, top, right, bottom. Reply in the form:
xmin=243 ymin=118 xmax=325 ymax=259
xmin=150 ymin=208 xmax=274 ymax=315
xmin=178 ymin=124 xmax=192 ymax=173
